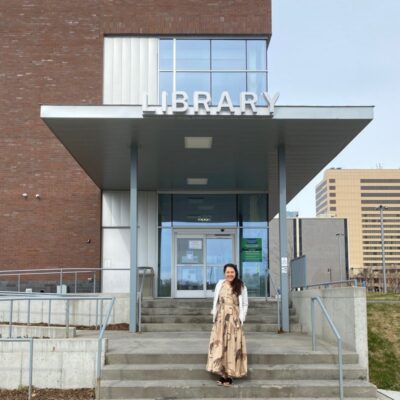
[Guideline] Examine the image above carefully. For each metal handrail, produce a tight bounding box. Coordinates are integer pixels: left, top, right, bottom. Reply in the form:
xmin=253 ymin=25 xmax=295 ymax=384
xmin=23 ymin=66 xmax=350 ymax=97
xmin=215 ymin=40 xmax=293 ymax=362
xmin=0 ymin=293 xmax=115 ymax=400
xmin=96 ymin=296 xmax=115 ymax=400
xmin=0 ymin=338 xmax=34 ymax=400
xmin=1 ymin=293 xmax=115 ymax=336
xmin=0 ymin=266 xmax=159 ymax=294
xmin=311 ymin=296 xmax=344 ymax=400
xmin=137 ymin=266 xmax=153 ymax=332
xmin=266 ymin=268 xmax=281 ymax=331
xmin=300 ymin=279 xmax=358 ymax=290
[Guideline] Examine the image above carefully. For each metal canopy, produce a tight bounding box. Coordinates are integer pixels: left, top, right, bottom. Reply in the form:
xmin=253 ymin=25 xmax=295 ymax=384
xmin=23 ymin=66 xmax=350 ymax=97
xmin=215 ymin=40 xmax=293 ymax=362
xmin=40 ymin=105 xmax=373 ymax=219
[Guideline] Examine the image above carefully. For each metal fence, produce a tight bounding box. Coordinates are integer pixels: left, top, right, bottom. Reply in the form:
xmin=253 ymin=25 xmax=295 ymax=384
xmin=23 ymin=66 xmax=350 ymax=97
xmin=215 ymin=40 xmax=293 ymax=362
xmin=0 ymin=292 xmax=116 ymax=400
xmin=311 ymin=296 xmax=344 ymax=400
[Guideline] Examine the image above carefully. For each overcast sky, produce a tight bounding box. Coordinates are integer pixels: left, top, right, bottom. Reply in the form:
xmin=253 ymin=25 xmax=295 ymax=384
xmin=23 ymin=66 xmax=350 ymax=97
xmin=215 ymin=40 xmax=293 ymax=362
xmin=268 ymin=0 xmax=400 ymax=217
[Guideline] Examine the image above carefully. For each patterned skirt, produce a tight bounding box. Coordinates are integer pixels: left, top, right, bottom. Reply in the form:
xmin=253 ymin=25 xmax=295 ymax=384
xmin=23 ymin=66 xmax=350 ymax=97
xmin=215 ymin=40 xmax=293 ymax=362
xmin=206 ymin=301 xmax=248 ymax=378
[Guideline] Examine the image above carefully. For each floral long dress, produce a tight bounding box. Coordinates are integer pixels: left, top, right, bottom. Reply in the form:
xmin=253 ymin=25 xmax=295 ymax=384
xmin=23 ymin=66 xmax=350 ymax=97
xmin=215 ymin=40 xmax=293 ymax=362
xmin=206 ymin=280 xmax=248 ymax=378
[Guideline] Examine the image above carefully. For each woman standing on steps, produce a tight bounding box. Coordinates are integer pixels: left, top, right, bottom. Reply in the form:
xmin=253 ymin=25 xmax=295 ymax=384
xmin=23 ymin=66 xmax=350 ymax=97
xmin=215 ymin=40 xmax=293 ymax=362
xmin=206 ymin=263 xmax=248 ymax=386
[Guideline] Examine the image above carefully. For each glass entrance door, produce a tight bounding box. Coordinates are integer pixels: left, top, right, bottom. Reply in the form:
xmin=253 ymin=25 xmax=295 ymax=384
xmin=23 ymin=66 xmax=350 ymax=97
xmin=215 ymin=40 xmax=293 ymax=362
xmin=175 ymin=232 xmax=235 ymax=298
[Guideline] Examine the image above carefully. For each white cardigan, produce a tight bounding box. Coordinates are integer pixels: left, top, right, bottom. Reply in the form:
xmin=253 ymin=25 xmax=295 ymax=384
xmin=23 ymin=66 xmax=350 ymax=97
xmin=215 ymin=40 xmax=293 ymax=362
xmin=211 ymin=279 xmax=248 ymax=324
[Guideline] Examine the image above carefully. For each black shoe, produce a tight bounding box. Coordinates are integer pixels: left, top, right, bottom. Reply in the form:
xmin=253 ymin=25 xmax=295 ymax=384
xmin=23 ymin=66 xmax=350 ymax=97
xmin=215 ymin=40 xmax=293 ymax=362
xmin=223 ymin=377 xmax=233 ymax=386
xmin=217 ymin=376 xmax=226 ymax=385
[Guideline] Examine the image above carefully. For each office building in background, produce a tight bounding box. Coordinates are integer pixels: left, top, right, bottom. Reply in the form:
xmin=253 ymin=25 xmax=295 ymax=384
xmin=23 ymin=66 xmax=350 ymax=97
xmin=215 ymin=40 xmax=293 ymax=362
xmin=316 ymin=169 xmax=400 ymax=289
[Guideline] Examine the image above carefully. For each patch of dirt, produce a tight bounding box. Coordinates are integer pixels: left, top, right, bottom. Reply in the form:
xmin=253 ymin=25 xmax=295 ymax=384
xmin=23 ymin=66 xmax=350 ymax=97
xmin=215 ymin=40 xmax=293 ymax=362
xmin=1 ymin=322 xmax=129 ymax=331
xmin=0 ymin=388 xmax=95 ymax=400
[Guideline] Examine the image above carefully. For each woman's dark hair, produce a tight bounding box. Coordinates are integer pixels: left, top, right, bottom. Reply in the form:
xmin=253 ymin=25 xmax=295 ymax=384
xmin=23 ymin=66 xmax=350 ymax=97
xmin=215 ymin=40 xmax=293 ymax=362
xmin=223 ymin=263 xmax=244 ymax=297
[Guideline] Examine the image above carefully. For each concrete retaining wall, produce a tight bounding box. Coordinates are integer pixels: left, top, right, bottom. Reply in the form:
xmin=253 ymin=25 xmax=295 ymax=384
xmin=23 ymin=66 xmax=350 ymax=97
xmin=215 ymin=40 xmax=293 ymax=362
xmin=0 ymin=324 xmax=76 ymax=338
xmin=291 ymin=287 xmax=368 ymax=374
xmin=0 ymin=338 xmax=106 ymax=389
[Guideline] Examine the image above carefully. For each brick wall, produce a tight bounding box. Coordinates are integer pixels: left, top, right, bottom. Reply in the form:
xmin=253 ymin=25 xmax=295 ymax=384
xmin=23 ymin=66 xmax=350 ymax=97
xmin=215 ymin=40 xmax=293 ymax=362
xmin=0 ymin=1 xmax=271 ymax=277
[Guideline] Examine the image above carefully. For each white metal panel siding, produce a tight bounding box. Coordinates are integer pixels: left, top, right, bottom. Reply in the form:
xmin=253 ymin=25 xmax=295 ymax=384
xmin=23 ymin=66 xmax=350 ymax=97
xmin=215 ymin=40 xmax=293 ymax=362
xmin=103 ymin=37 xmax=159 ymax=105
xmin=102 ymin=191 xmax=130 ymax=227
xmin=102 ymin=228 xmax=130 ymax=293
xmin=138 ymin=191 xmax=158 ymax=271
xmin=101 ymin=191 xmax=158 ymax=292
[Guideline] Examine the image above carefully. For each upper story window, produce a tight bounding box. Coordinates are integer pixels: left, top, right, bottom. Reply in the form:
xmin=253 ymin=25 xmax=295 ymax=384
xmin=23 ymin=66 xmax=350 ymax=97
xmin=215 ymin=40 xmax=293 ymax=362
xmin=159 ymin=38 xmax=268 ymax=105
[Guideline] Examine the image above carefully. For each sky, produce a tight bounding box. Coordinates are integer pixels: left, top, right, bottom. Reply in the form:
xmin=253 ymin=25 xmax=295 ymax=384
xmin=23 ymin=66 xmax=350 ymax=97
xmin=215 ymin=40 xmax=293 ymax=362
xmin=268 ymin=0 xmax=400 ymax=217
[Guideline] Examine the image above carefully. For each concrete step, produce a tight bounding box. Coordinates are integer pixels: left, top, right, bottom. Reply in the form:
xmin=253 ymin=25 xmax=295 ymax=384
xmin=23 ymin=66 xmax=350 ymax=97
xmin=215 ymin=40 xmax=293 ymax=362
xmin=142 ymin=299 xmax=282 ymax=308
xmin=140 ymin=322 xmax=279 ymax=332
xmin=99 ymin=398 xmax=377 ymax=400
xmin=141 ymin=307 xmax=295 ymax=316
xmin=101 ymin=363 xmax=367 ymax=381
xmin=141 ymin=315 xmax=298 ymax=324
xmin=105 ymin=352 xmax=359 ymax=365
xmin=99 ymin=379 xmax=376 ymax=399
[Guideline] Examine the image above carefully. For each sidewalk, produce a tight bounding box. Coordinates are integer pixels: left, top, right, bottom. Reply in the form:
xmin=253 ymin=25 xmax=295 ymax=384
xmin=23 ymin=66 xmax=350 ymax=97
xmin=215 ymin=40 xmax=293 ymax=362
xmin=378 ymin=389 xmax=400 ymax=400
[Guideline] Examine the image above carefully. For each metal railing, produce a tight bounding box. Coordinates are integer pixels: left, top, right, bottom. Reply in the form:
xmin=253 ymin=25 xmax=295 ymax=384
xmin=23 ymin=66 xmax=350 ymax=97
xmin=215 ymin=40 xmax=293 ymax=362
xmin=0 ymin=338 xmax=33 ymax=400
xmin=300 ymin=279 xmax=358 ymax=290
xmin=137 ymin=266 xmax=153 ymax=333
xmin=0 ymin=266 xmax=154 ymax=332
xmin=311 ymin=296 xmax=344 ymax=400
xmin=265 ymin=269 xmax=281 ymax=331
xmin=0 ymin=292 xmax=115 ymax=400
xmin=0 ymin=267 xmax=130 ymax=293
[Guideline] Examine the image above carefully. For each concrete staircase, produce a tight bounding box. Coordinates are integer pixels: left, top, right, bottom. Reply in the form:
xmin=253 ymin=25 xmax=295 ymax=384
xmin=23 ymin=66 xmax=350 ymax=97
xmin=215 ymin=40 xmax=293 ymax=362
xmin=98 ymin=298 xmax=377 ymax=399
xmin=140 ymin=298 xmax=297 ymax=332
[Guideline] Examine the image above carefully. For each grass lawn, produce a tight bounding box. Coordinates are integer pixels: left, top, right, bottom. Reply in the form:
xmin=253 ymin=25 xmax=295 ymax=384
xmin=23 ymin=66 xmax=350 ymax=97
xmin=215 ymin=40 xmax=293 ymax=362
xmin=367 ymin=292 xmax=400 ymax=301
xmin=367 ymin=294 xmax=400 ymax=390
xmin=0 ymin=389 xmax=94 ymax=400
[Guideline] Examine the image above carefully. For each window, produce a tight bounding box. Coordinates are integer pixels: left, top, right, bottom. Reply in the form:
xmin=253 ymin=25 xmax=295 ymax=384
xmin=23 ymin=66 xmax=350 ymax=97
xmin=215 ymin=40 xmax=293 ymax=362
xmin=159 ymin=38 xmax=268 ymax=105
xmin=361 ymin=179 xmax=400 ymax=183
xmin=211 ymin=40 xmax=246 ymax=70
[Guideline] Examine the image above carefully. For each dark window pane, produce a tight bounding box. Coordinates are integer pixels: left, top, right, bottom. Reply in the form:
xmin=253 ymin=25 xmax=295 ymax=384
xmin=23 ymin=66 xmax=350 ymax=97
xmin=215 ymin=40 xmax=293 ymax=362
xmin=159 ymin=39 xmax=173 ymax=70
xmin=159 ymin=72 xmax=173 ymax=104
xmin=158 ymin=194 xmax=172 ymax=227
xmin=211 ymin=72 xmax=246 ymax=105
xmin=247 ymin=40 xmax=267 ymax=70
xmin=211 ymin=40 xmax=246 ymax=70
xmin=172 ymin=194 xmax=237 ymax=227
xmin=247 ymin=73 xmax=267 ymax=104
xmin=176 ymin=40 xmax=210 ymax=70
xmin=176 ymin=72 xmax=210 ymax=105
xmin=238 ymin=194 xmax=268 ymax=227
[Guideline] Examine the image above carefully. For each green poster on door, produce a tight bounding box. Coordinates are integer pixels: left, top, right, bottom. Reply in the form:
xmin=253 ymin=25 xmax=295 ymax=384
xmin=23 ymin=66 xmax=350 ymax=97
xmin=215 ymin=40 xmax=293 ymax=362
xmin=241 ymin=238 xmax=262 ymax=262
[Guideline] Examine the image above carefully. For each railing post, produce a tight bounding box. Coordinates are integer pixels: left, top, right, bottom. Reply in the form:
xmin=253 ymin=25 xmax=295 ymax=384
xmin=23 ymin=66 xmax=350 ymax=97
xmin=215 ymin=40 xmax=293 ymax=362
xmin=93 ymin=272 xmax=96 ymax=294
xmin=65 ymin=299 xmax=70 ymax=338
xmin=138 ymin=294 xmax=142 ymax=333
xmin=48 ymin=299 xmax=52 ymax=327
xmin=17 ymin=274 xmax=21 ymax=292
xmin=95 ymin=298 xmax=99 ymax=328
xmin=27 ymin=299 xmax=31 ymax=325
xmin=100 ymin=299 xmax=104 ymax=329
xmin=59 ymin=268 xmax=63 ymax=292
xmin=9 ymin=299 xmax=13 ymax=338
xmin=75 ymin=272 xmax=78 ymax=293
xmin=28 ymin=338 xmax=33 ymax=400
xmin=311 ymin=298 xmax=316 ymax=351
xmin=338 ymin=337 xmax=344 ymax=400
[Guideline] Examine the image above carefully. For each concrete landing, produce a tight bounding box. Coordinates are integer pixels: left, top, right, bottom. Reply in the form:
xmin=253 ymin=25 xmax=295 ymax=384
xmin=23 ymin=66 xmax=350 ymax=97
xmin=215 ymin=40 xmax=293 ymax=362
xmin=82 ymin=330 xmax=354 ymax=355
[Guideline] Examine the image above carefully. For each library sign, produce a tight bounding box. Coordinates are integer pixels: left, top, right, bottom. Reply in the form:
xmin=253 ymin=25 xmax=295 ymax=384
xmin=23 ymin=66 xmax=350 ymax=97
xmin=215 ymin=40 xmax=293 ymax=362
xmin=142 ymin=91 xmax=279 ymax=116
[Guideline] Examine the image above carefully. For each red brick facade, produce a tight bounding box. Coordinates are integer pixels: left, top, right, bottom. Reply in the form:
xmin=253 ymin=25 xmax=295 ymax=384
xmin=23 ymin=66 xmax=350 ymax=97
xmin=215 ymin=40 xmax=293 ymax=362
xmin=0 ymin=1 xmax=271 ymax=280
